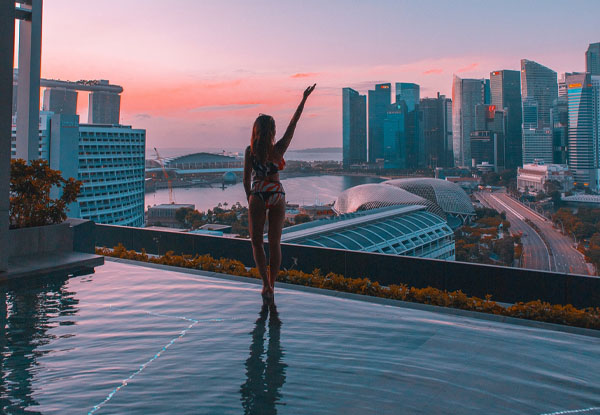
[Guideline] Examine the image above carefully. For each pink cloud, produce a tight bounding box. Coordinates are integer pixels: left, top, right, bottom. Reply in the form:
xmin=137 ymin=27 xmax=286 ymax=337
xmin=423 ymin=68 xmax=443 ymax=75
xmin=456 ymin=63 xmax=479 ymax=73
xmin=290 ymin=72 xmax=319 ymax=79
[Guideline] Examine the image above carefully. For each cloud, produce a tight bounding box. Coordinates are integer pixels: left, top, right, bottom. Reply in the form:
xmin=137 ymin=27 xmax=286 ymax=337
xmin=135 ymin=113 xmax=152 ymax=119
xmin=189 ymin=103 xmax=260 ymax=112
xmin=291 ymin=72 xmax=319 ymax=78
xmin=423 ymin=68 xmax=443 ymax=75
xmin=456 ymin=63 xmax=479 ymax=73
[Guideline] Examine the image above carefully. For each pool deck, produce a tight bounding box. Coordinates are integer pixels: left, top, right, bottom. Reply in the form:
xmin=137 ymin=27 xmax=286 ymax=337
xmin=7 ymin=258 xmax=600 ymax=414
xmin=81 ymin=258 xmax=600 ymax=415
xmin=1 ymin=251 xmax=104 ymax=281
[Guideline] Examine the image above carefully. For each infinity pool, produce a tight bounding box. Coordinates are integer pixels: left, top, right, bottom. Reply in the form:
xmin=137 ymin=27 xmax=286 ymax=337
xmin=1 ymin=259 xmax=599 ymax=414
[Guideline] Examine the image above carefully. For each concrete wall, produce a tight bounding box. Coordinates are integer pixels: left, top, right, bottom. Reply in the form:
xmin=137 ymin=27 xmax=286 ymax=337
xmin=8 ymin=223 xmax=73 ymax=258
xmin=96 ymin=224 xmax=600 ymax=308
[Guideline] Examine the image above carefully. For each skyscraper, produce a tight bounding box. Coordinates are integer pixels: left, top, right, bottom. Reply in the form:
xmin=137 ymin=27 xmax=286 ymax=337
xmin=470 ymin=104 xmax=505 ymax=171
xmin=490 ymin=70 xmax=522 ymax=169
xmin=11 ymin=112 xmax=146 ymax=225
xmin=12 ymin=68 xmax=18 ymax=116
xmin=383 ymin=103 xmax=406 ymax=169
xmin=368 ymin=83 xmax=391 ymax=163
xmin=551 ymin=95 xmax=568 ymax=164
xmin=520 ymin=60 xmax=557 ymax=129
xmin=586 ymin=42 xmax=600 ymax=75
xmin=395 ymin=83 xmax=424 ymax=168
xmin=421 ymin=93 xmax=453 ymax=168
xmin=396 ymin=83 xmax=420 ymax=112
xmin=342 ymin=87 xmax=367 ymax=167
xmin=566 ymin=72 xmax=599 ymax=191
xmin=521 ymin=59 xmax=557 ymax=164
xmin=42 ymin=87 xmax=78 ymax=115
xmin=88 ymin=87 xmax=121 ymax=124
xmin=452 ymin=75 xmax=490 ymax=167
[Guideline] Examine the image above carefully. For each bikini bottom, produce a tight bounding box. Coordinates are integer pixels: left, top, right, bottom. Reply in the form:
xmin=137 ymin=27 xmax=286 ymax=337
xmin=251 ymin=180 xmax=285 ymax=209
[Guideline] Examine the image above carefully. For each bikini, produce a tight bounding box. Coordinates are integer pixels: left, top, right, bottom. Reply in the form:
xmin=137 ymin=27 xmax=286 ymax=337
xmin=250 ymin=153 xmax=286 ymax=208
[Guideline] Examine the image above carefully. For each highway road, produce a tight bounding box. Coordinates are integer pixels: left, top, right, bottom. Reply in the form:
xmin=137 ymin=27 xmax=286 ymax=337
xmin=474 ymin=191 xmax=591 ymax=275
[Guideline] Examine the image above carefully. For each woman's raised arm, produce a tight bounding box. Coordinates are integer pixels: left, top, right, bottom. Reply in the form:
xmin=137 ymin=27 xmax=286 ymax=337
xmin=274 ymin=84 xmax=316 ymax=157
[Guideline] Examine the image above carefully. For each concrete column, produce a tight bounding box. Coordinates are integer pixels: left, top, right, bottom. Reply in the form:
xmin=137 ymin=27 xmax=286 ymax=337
xmin=0 ymin=3 xmax=15 ymax=272
xmin=15 ymin=0 xmax=43 ymax=162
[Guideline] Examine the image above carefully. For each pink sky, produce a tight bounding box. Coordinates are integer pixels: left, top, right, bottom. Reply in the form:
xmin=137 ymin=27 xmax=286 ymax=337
xmin=33 ymin=0 xmax=598 ymax=151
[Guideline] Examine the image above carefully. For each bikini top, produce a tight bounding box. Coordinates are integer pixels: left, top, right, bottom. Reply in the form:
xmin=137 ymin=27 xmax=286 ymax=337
xmin=250 ymin=150 xmax=285 ymax=180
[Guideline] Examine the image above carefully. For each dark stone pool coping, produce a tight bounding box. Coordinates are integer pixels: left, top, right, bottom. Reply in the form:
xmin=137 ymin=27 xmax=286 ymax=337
xmin=105 ymin=257 xmax=600 ymax=339
xmin=3 ymin=251 xmax=104 ymax=281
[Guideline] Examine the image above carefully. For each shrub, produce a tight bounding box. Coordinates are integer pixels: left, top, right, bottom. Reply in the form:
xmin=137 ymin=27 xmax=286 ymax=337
xmin=10 ymin=159 xmax=82 ymax=229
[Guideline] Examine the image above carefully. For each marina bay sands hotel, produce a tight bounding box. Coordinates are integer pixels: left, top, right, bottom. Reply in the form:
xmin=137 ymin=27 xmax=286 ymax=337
xmin=12 ymin=69 xmax=123 ymax=124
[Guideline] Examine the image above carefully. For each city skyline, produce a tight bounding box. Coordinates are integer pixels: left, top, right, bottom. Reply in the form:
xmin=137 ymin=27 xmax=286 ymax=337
xmin=24 ymin=0 xmax=600 ymax=150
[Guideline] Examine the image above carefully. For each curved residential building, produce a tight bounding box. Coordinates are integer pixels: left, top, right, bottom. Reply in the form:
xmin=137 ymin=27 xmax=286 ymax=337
xmin=333 ymin=183 xmax=444 ymax=217
xmin=384 ymin=177 xmax=475 ymax=221
xmin=78 ymin=124 xmax=146 ymax=226
xmin=281 ymin=205 xmax=455 ymax=260
xmin=11 ymin=112 xmax=147 ymax=226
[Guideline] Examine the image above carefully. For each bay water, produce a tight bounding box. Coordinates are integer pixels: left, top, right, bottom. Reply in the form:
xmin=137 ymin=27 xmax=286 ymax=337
xmin=145 ymin=175 xmax=382 ymax=212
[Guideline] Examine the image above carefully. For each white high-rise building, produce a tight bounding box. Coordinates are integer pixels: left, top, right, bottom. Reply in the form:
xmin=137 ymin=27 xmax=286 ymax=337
xmin=11 ymin=113 xmax=146 ymax=226
xmin=77 ymin=124 xmax=145 ymax=226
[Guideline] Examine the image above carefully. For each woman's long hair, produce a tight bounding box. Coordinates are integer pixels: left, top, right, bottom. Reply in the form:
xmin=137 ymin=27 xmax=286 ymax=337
xmin=250 ymin=114 xmax=276 ymax=164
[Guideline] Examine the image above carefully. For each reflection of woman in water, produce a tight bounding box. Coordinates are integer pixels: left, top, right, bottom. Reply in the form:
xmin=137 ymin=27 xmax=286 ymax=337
xmin=240 ymin=304 xmax=286 ymax=415
xmin=244 ymin=85 xmax=316 ymax=303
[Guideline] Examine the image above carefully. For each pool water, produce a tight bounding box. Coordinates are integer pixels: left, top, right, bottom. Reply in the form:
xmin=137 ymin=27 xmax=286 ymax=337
xmin=1 ymin=260 xmax=600 ymax=414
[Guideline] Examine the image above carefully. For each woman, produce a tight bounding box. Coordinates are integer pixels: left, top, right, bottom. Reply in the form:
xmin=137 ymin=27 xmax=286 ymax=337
xmin=244 ymin=84 xmax=316 ymax=302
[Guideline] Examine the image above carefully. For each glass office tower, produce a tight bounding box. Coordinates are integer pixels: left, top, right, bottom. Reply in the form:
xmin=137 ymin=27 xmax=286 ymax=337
xmin=566 ymin=73 xmax=599 ymax=191
xmin=368 ymin=83 xmax=391 ymax=163
xmin=520 ymin=60 xmax=557 ymax=164
xmin=452 ymin=76 xmax=490 ymax=167
xmin=396 ymin=83 xmax=420 ymax=112
xmin=551 ymin=95 xmax=569 ymax=164
xmin=490 ymin=70 xmax=522 ymax=169
xmin=395 ymin=83 xmax=424 ymax=168
xmin=383 ymin=104 xmax=406 ymax=169
xmin=342 ymin=87 xmax=367 ymax=167
xmin=521 ymin=59 xmax=557 ymax=129
xmin=421 ymin=93 xmax=453 ymax=168
xmin=586 ymin=42 xmax=600 ymax=76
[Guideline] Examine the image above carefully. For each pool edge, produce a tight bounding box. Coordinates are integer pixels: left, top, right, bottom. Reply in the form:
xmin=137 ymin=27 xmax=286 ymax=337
xmin=103 ymin=257 xmax=600 ymax=339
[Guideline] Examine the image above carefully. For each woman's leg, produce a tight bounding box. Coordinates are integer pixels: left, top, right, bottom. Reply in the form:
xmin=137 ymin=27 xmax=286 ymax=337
xmin=267 ymin=197 xmax=286 ymax=290
xmin=248 ymin=195 xmax=270 ymax=294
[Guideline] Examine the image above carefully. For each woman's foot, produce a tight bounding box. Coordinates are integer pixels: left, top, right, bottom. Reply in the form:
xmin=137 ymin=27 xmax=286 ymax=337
xmin=261 ymin=286 xmax=274 ymax=303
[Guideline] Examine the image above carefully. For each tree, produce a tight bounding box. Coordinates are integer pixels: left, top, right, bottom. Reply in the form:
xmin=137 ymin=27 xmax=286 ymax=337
xmin=175 ymin=207 xmax=194 ymax=226
xmin=10 ymin=159 xmax=82 ymax=229
xmin=574 ymin=222 xmax=596 ymax=240
xmin=294 ymin=213 xmax=312 ymax=224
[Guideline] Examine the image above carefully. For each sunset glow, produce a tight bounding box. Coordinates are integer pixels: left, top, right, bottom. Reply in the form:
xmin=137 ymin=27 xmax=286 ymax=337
xmin=36 ymin=0 xmax=600 ymax=150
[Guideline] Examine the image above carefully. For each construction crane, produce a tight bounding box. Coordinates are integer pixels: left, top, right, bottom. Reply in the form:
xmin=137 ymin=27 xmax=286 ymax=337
xmin=154 ymin=147 xmax=175 ymax=204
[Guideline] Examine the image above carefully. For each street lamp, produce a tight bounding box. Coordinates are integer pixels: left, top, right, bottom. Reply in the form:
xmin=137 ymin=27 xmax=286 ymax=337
xmin=555 ymin=218 xmax=565 ymax=235
xmin=570 ymin=231 xmax=578 ymax=245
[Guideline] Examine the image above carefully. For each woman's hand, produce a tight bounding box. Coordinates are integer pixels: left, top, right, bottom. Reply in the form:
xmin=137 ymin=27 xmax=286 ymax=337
xmin=303 ymin=84 xmax=316 ymax=100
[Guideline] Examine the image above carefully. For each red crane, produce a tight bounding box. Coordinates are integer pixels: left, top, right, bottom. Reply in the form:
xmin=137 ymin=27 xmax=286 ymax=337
xmin=154 ymin=147 xmax=175 ymax=204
